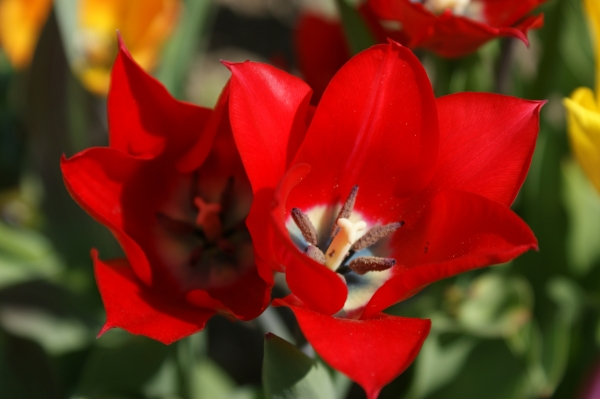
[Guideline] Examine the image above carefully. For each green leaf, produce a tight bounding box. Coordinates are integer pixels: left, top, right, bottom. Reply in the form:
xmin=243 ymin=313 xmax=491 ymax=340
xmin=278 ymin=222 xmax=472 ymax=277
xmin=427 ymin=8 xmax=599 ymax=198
xmin=456 ymin=272 xmax=533 ymax=338
xmin=143 ymin=356 xmax=180 ymax=398
xmin=0 ymin=306 xmax=91 ymax=355
xmin=76 ymin=334 xmax=170 ymax=396
xmin=192 ymin=358 xmax=235 ymax=399
xmin=263 ymin=333 xmax=335 ymax=399
xmin=426 ymin=339 xmax=526 ymax=399
xmin=547 ymin=277 xmax=585 ymax=326
xmin=156 ymin=0 xmax=214 ymax=98
xmin=562 ymin=159 xmax=600 ymax=275
xmin=539 ymin=277 xmax=585 ymax=393
xmin=558 ymin=0 xmax=594 ymax=88
xmin=53 ymin=0 xmax=79 ymax=66
xmin=336 ymin=0 xmax=377 ymax=55
xmin=0 ymin=332 xmax=60 ymax=399
xmin=406 ymin=333 xmax=477 ymax=399
xmin=0 ymin=221 xmax=64 ymax=288
xmin=257 ymin=307 xmax=296 ymax=345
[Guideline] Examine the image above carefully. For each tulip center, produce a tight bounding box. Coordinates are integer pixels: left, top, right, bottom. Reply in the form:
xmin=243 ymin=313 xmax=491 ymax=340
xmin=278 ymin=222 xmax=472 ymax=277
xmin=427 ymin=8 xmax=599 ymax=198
xmin=290 ymin=185 xmax=403 ymax=277
xmin=154 ymin=174 xmax=253 ymax=290
xmin=414 ymin=0 xmax=483 ymax=20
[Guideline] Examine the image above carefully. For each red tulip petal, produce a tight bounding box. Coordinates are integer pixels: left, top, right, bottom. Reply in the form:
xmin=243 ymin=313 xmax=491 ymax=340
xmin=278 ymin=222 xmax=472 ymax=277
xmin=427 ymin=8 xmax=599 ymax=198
xmin=185 ymin=289 xmax=226 ymax=310
xmin=226 ymin=60 xmax=313 ymax=192
xmin=109 ymin=34 xmax=212 ymax=158
xmin=177 ymin=82 xmax=232 ymax=173
xmin=363 ymin=190 xmax=537 ymax=317
xmin=483 ymin=0 xmax=546 ymax=27
xmin=61 ymin=148 xmax=153 ymax=284
xmin=286 ymin=303 xmax=431 ymax=399
xmin=206 ymin=266 xmax=272 ymax=321
xmin=246 ymin=188 xmax=281 ymax=271
xmin=270 ymin=164 xmax=349 ymax=315
xmin=419 ymin=15 xmax=528 ymax=57
xmin=295 ymin=13 xmax=351 ymax=103
xmin=369 ymin=0 xmax=543 ymax=57
xmin=290 ymin=41 xmax=438 ymax=217
xmin=93 ymin=250 xmax=215 ymax=345
xmin=369 ymin=0 xmax=437 ymax=48
xmin=510 ymin=14 xmax=545 ymax=39
xmin=430 ymin=93 xmax=544 ymax=206
xmin=359 ymin=2 xmax=411 ymax=45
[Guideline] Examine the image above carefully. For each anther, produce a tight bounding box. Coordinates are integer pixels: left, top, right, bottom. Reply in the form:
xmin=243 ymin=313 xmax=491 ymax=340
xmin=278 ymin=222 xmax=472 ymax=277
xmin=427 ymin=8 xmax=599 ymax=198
xmin=305 ymin=244 xmax=326 ymax=264
xmin=331 ymin=185 xmax=359 ymax=238
xmin=291 ymin=208 xmax=318 ymax=246
xmin=351 ymin=221 xmax=404 ymax=252
xmin=348 ymin=256 xmax=396 ymax=275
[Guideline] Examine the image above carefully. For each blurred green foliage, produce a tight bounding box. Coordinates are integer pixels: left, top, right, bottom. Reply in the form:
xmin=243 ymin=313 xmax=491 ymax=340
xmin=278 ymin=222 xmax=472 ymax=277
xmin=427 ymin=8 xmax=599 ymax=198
xmin=0 ymin=0 xmax=599 ymax=398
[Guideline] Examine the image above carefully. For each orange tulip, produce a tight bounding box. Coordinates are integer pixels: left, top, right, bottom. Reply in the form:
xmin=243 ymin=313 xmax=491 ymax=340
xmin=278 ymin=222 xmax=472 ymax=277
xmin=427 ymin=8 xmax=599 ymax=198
xmin=73 ymin=0 xmax=181 ymax=95
xmin=0 ymin=0 xmax=53 ymax=69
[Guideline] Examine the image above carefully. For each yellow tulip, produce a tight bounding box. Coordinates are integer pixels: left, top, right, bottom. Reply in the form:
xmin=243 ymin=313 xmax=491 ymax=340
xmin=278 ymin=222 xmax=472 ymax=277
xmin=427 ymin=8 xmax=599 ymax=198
xmin=74 ymin=0 xmax=181 ymax=96
xmin=564 ymin=0 xmax=600 ymax=194
xmin=0 ymin=0 xmax=53 ymax=69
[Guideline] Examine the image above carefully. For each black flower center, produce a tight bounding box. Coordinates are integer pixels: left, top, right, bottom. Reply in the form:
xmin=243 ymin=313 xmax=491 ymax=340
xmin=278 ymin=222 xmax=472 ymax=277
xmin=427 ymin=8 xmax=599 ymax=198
xmin=155 ymin=174 xmax=252 ymax=289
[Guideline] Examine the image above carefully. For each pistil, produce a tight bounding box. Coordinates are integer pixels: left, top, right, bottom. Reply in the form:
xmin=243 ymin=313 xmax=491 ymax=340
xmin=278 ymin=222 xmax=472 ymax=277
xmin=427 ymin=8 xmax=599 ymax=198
xmin=194 ymin=197 xmax=223 ymax=242
xmin=324 ymin=218 xmax=367 ymax=270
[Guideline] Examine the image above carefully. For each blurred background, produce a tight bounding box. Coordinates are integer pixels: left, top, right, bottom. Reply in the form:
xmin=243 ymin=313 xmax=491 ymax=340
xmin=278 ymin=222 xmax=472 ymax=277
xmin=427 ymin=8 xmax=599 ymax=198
xmin=0 ymin=0 xmax=598 ymax=398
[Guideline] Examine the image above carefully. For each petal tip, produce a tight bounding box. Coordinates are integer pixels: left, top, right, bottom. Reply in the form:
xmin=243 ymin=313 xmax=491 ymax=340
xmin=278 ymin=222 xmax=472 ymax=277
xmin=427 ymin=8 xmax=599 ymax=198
xmin=116 ymin=31 xmax=133 ymax=59
xmin=220 ymin=60 xmax=234 ymax=70
xmin=385 ymin=38 xmax=403 ymax=48
xmin=531 ymin=242 xmax=540 ymax=252
xmin=221 ymin=60 xmax=250 ymax=72
xmin=97 ymin=322 xmax=113 ymax=338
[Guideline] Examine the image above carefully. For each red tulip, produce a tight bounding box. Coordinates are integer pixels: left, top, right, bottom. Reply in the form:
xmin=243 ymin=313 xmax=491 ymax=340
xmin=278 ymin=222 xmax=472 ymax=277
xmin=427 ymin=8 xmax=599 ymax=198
xmin=369 ymin=0 xmax=546 ymax=57
xmin=226 ymin=41 xmax=542 ymax=398
xmin=61 ymin=36 xmax=272 ymax=344
xmin=295 ymin=14 xmax=350 ymax=104
xmin=294 ymin=5 xmax=397 ymax=103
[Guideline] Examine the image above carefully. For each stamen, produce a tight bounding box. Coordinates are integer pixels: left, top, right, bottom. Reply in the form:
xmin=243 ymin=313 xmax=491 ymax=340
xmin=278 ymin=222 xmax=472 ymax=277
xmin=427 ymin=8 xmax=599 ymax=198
xmin=305 ymin=244 xmax=326 ymax=264
xmin=291 ymin=208 xmax=319 ymax=246
xmin=194 ymin=197 xmax=223 ymax=242
xmin=331 ymin=185 xmax=359 ymax=239
xmin=351 ymin=221 xmax=404 ymax=252
xmin=325 ymin=218 xmax=367 ymax=270
xmin=348 ymin=256 xmax=396 ymax=275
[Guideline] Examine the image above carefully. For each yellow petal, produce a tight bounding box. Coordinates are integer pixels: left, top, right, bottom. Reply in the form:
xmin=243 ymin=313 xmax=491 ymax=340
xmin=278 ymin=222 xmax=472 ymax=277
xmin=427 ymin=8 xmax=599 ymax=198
xmin=564 ymin=87 xmax=600 ymax=194
xmin=75 ymin=0 xmax=181 ymax=95
xmin=0 ymin=0 xmax=53 ymax=69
